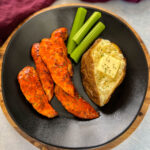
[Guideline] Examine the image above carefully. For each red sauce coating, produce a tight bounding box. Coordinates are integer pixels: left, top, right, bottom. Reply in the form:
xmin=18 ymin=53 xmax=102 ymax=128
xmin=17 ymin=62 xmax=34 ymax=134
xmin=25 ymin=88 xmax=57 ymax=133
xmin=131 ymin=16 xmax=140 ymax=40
xmin=18 ymin=66 xmax=58 ymax=118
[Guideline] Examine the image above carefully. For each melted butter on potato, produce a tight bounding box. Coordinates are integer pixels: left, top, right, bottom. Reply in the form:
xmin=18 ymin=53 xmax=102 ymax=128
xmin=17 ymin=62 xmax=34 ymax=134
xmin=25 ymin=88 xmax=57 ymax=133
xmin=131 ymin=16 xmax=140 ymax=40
xmin=97 ymin=54 xmax=121 ymax=79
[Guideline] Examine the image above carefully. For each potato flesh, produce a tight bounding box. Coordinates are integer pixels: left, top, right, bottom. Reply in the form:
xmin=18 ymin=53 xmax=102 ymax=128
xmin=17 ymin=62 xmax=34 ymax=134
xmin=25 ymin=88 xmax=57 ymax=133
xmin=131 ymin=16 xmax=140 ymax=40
xmin=92 ymin=39 xmax=126 ymax=105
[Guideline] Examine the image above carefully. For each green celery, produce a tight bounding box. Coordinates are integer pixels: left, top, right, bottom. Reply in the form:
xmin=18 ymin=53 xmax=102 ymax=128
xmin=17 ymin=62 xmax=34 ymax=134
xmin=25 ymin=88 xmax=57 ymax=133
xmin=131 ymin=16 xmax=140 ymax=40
xmin=73 ymin=11 xmax=101 ymax=45
xmin=70 ymin=22 xmax=105 ymax=63
xmin=67 ymin=7 xmax=87 ymax=54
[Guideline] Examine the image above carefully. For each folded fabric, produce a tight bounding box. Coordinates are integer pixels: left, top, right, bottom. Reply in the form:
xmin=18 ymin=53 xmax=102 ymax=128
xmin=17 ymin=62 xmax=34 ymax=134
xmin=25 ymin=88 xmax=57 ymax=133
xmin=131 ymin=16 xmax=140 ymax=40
xmin=0 ymin=0 xmax=55 ymax=46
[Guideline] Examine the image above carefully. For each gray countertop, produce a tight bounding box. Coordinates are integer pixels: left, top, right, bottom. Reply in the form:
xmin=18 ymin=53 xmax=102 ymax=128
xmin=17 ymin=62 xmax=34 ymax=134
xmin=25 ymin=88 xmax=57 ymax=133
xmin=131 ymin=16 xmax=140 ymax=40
xmin=0 ymin=0 xmax=150 ymax=150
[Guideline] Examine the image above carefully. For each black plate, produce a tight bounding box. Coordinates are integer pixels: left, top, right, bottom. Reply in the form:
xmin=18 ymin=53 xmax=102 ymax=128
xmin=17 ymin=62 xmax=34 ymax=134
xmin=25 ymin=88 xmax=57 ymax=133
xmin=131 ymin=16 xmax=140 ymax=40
xmin=2 ymin=4 xmax=148 ymax=149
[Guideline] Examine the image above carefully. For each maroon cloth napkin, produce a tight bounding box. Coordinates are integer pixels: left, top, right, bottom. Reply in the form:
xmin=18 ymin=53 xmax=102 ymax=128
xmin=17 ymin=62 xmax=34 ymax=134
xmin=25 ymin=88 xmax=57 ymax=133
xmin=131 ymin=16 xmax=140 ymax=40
xmin=0 ymin=0 xmax=55 ymax=45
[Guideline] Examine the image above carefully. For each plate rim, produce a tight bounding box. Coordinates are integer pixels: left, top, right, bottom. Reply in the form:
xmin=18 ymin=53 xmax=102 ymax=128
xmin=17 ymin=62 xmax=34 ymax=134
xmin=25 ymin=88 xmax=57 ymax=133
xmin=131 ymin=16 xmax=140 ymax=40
xmin=1 ymin=3 xmax=149 ymax=149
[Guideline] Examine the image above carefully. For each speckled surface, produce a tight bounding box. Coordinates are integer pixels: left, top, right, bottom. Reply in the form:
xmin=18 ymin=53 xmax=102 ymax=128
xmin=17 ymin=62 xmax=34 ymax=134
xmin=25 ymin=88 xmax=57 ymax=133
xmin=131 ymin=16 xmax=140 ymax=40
xmin=0 ymin=0 xmax=150 ymax=150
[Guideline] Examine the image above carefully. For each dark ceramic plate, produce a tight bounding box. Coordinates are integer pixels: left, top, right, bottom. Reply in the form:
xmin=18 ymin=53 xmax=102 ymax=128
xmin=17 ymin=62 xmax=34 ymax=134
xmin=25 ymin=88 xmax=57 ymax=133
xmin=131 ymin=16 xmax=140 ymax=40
xmin=2 ymin=4 xmax=148 ymax=149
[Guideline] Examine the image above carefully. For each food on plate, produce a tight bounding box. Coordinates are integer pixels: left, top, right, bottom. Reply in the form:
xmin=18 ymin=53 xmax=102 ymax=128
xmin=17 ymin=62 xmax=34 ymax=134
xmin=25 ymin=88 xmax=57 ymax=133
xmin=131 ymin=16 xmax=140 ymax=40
xmin=51 ymin=28 xmax=73 ymax=76
xmin=67 ymin=7 xmax=87 ymax=54
xmin=51 ymin=27 xmax=68 ymax=40
xmin=17 ymin=7 xmax=106 ymax=119
xmin=71 ymin=22 xmax=105 ymax=63
xmin=18 ymin=66 xmax=58 ymax=118
xmin=16 ymin=7 xmax=127 ymax=119
xmin=81 ymin=39 xmax=126 ymax=107
xmin=39 ymin=27 xmax=99 ymax=119
xmin=55 ymin=85 xmax=99 ymax=119
xmin=39 ymin=28 xmax=75 ymax=97
xmin=73 ymin=11 xmax=101 ymax=45
xmin=67 ymin=9 xmax=104 ymax=56
xmin=31 ymin=43 xmax=54 ymax=101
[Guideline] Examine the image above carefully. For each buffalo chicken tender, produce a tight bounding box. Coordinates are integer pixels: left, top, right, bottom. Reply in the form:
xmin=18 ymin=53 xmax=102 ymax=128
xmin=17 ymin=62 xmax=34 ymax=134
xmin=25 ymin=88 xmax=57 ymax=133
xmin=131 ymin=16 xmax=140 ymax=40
xmin=55 ymin=85 xmax=99 ymax=119
xmin=39 ymin=28 xmax=75 ymax=97
xmin=18 ymin=66 xmax=58 ymax=118
xmin=31 ymin=43 xmax=54 ymax=102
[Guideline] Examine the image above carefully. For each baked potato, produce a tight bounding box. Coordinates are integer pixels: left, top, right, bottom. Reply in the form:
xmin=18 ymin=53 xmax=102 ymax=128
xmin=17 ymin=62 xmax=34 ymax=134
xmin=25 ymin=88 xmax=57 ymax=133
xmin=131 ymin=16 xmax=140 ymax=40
xmin=81 ymin=39 xmax=126 ymax=107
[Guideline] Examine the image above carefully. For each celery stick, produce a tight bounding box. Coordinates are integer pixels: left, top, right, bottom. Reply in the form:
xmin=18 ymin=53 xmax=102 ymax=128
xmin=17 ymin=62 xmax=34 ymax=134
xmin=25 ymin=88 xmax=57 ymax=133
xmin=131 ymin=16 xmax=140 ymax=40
xmin=71 ymin=22 xmax=105 ymax=63
xmin=67 ymin=7 xmax=87 ymax=54
xmin=73 ymin=11 xmax=101 ymax=45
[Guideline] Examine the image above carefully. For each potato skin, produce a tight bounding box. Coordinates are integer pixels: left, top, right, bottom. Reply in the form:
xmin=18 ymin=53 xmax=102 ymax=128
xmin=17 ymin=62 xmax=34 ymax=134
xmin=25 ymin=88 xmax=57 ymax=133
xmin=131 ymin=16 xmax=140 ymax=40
xmin=81 ymin=39 xmax=102 ymax=106
xmin=81 ymin=39 xmax=126 ymax=107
